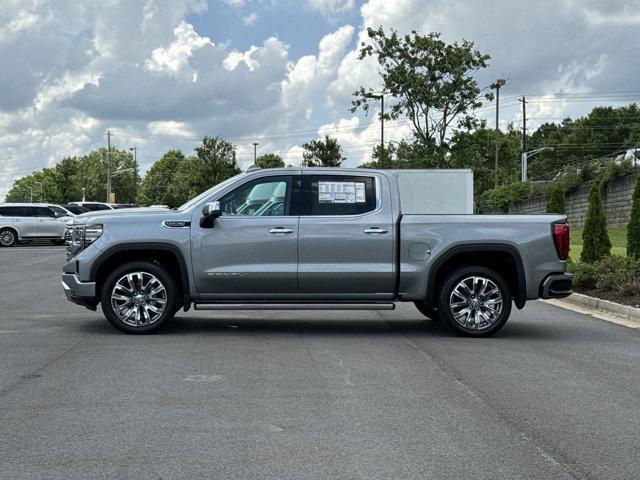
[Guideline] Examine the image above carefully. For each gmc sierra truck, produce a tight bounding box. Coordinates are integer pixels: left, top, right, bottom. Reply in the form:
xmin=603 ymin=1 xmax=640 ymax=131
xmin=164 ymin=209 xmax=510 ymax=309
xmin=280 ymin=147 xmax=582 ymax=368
xmin=61 ymin=167 xmax=572 ymax=336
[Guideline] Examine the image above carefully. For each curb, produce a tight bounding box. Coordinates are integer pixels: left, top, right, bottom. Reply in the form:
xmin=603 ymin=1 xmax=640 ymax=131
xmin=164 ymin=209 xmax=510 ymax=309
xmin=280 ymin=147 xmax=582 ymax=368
xmin=554 ymin=292 xmax=640 ymax=327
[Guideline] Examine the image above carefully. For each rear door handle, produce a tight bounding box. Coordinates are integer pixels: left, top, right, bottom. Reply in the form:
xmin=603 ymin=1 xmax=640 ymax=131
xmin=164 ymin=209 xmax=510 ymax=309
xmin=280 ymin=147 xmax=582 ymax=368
xmin=364 ymin=227 xmax=388 ymax=235
xmin=269 ymin=227 xmax=294 ymax=235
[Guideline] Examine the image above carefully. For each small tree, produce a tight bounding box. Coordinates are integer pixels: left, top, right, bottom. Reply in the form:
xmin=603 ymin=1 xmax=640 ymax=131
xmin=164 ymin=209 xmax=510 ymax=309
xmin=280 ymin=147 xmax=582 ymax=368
xmin=302 ymin=135 xmax=344 ymax=167
xmin=581 ymin=185 xmax=611 ymax=263
xmin=546 ymin=184 xmax=566 ymax=214
xmin=255 ymin=153 xmax=284 ymax=169
xmin=627 ymin=173 xmax=640 ymax=259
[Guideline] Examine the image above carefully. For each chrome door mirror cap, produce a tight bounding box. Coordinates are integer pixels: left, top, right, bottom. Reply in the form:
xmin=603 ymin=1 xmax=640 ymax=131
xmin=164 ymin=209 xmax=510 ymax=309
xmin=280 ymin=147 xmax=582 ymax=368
xmin=202 ymin=201 xmax=222 ymax=219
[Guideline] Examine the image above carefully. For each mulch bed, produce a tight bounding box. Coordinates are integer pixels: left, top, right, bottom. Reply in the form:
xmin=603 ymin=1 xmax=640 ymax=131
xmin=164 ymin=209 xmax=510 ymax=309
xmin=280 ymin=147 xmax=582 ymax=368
xmin=574 ymin=288 xmax=640 ymax=309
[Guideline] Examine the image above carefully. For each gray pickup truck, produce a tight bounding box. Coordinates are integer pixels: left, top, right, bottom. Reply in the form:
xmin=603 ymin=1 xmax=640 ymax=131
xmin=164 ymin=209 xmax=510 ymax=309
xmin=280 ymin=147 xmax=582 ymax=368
xmin=62 ymin=167 xmax=572 ymax=336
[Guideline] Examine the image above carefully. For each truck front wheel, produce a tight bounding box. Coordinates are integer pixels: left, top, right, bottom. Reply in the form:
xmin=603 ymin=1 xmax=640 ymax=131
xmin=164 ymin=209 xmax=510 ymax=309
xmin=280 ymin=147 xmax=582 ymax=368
xmin=437 ymin=266 xmax=512 ymax=337
xmin=100 ymin=261 xmax=177 ymax=334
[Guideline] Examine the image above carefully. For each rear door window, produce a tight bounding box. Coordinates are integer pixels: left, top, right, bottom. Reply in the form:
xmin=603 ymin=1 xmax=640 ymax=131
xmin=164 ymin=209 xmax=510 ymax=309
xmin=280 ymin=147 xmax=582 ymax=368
xmin=301 ymin=175 xmax=376 ymax=216
xmin=36 ymin=207 xmax=55 ymax=217
xmin=17 ymin=207 xmax=38 ymax=217
xmin=0 ymin=206 xmax=17 ymax=216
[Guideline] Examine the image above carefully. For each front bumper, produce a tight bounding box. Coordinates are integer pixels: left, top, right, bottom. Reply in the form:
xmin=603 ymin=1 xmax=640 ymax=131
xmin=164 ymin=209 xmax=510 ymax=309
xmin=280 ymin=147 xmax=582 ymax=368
xmin=540 ymin=273 xmax=573 ymax=299
xmin=61 ymin=273 xmax=97 ymax=309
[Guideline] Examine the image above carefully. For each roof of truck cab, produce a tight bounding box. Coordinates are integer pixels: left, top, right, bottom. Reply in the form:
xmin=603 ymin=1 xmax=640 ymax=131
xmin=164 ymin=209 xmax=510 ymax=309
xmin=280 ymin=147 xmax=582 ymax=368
xmin=247 ymin=167 xmax=472 ymax=174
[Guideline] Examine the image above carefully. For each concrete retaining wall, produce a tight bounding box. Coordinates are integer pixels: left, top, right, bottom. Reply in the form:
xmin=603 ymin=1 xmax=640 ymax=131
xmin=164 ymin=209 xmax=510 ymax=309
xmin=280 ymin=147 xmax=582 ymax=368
xmin=484 ymin=172 xmax=638 ymax=228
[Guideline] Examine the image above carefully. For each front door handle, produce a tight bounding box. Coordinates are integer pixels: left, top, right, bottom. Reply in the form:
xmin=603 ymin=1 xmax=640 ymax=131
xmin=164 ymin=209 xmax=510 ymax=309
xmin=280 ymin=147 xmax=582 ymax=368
xmin=364 ymin=227 xmax=388 ymax=235
xmin=269 ymin=227 xmax=294 ymax=235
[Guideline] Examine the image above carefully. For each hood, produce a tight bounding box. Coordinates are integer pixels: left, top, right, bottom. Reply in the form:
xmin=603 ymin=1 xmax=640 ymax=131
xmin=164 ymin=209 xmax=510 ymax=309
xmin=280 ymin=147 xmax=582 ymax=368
xmin=78 ymin=207 xmax=170 ymax=218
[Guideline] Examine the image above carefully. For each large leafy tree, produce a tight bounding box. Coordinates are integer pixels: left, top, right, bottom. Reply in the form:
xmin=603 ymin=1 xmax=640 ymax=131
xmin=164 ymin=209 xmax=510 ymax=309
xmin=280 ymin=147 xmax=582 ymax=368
xmin=302 ymin=135 xmax=344 ymax=167
xmin=137 ymin=150 xmax=186 ymax=207
xmin=255 ymin=153 xmax=285 ymax=169
xmin=351 ymin=27 xmax=492 ymax=167
xmin=528 ymin=104 xmax=640 ymax=179
xmin=5 ymin=148 xmax=137 ymax=203
xmin=173 ymin=136 xmax=241 ymax=203
xmin=448 ymin=124 xmax=521 ymax=198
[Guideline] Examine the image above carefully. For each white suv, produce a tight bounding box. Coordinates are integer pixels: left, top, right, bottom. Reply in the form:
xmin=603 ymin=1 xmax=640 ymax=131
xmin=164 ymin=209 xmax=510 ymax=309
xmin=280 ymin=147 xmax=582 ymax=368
xmin=0 ymin=203 xmax=70 ymax=247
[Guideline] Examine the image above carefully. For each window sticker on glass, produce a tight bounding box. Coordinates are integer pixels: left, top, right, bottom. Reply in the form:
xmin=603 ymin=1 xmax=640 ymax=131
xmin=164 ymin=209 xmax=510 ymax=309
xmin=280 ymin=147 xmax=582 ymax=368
xmin=318 ymin=181 xmax=366 ymax=204
xmin=355 ymin=182 xmax=366 ymax=203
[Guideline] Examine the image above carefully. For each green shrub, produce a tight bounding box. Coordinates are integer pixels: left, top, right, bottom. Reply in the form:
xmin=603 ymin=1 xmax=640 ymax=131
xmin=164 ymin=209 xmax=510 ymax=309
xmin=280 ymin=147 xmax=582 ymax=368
xmin=581 ymin=185 xmax=611 ymax=263
xmin=546 ymin=184 xmax=566 ymax=213
xmin=627 ymin=174 xmax=640 ymax=259
xmin=569 ymin=255 xmax=640 ymax=296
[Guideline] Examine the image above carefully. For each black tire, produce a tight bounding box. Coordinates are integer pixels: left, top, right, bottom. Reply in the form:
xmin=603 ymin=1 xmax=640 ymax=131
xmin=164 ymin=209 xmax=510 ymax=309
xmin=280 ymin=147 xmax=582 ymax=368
xmin=414 ymin=301 xmax=441 ymax=322
xmin=437 ymin=266 xmax=512 ymax=337
xmin=0 ymin=228 xmax=17 ymax=247
xmin=101 ymin=260 xmax=177 ymax=334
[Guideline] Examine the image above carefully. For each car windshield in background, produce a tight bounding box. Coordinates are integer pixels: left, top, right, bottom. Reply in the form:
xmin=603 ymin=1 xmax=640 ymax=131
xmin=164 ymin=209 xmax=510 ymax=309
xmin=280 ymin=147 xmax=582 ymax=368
xmin=61 ymin=205 xmax=89 ymax=215
xmin=81 ymin=204 xmax=112 ymax=212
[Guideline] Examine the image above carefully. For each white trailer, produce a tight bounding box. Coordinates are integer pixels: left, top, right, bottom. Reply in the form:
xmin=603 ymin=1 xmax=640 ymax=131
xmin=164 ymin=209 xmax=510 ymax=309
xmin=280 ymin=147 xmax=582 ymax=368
xmin=390 ymin=169 xmax=474 ymax=214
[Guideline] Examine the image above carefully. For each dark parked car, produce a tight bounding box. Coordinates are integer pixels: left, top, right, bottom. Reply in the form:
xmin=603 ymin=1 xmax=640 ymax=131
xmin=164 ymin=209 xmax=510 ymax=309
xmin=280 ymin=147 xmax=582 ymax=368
xmin=61 ymin=204 xmax=90 ymax=215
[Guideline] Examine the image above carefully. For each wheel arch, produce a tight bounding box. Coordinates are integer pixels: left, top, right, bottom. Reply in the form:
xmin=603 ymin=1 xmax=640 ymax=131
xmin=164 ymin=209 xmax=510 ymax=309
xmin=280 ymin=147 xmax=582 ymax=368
xmin=90 ymin=243 xmax=191 ymax=310
xmin=425 ymin=243 xmax=527 ymax=310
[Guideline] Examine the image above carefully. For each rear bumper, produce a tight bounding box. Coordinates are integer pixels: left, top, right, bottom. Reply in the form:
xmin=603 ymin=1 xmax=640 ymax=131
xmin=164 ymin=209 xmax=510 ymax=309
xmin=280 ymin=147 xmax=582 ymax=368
xmin=540 ymin=273 xmax=573 ymax=299
xmin=61 ymin=273 xmax=97 ymax=309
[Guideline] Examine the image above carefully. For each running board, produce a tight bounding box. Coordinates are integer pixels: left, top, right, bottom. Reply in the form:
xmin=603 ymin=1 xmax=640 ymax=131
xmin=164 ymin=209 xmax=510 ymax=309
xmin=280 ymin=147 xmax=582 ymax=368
xmin=194 ymin=302 xmax=396 ymax=311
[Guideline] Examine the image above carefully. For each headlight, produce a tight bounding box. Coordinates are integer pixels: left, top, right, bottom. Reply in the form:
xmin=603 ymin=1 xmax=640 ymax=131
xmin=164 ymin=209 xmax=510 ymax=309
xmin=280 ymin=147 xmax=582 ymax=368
xmin=82 ymin=224 xmax=103 ymax=246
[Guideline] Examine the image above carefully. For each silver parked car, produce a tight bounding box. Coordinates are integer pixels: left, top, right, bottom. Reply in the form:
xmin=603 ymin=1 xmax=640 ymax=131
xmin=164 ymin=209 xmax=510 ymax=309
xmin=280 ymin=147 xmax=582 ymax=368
xmin=0 ymin=203 xmax=69 ymax=247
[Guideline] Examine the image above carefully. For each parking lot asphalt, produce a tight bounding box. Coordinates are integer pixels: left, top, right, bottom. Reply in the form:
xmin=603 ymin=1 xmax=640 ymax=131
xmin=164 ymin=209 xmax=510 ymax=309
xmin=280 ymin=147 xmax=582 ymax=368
xmin=1 ymin=246 xmax=639 ymax=480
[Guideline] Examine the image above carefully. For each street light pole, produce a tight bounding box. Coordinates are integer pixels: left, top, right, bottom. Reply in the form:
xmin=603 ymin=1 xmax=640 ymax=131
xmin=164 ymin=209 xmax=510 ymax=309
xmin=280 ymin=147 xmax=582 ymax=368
xmin=491 ymin=79 xmax=506 ymax=187
xmin=253 ymin=142 xmax=259 ymax=164
xmin=521 ymin=147 xmax=554 ymax=181
xmin=106 ymin=130 xmax=112 ymax=203
xmin=129 ymin=147 xmax=137 ymax=203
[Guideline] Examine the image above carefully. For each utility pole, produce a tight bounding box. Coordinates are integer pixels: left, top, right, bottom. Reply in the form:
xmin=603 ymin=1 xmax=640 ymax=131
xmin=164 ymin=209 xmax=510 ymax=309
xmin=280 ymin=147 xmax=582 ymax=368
xmin=106 ymin=130 xmax=112 ymax=203
xmin=378 ymin=94 xmax=384 ymax=168
xmin=491 ymin=79 xmax=506 ymax=187
xmin=129 ymin=147 xmax=137 ymax=203
xmin=253 ymin=142 xmax=259 ymax=164
xmin=364 ymin=93 xmax=385 ymax=168
xmin=520 ymin=96 xmax=527 ymax=181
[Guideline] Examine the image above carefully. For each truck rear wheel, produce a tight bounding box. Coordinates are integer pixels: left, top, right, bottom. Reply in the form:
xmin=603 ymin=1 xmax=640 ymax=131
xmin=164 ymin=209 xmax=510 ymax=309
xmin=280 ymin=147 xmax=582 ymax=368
xmin=100 ymin=261 xmax=177 ymax=334
xmin=437 ymin=266 xmax=511 ymax=337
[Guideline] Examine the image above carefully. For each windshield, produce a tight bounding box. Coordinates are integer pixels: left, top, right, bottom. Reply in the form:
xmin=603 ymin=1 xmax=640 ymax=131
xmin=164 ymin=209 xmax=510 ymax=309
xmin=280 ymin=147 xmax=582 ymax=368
xmin=176 ymin=173 xmax=247 ymax=211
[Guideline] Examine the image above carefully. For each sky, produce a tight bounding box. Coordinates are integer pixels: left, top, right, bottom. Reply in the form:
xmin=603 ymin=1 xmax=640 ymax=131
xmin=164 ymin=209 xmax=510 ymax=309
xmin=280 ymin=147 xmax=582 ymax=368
xmin=1 ymin=0 xmax=640 ymax=200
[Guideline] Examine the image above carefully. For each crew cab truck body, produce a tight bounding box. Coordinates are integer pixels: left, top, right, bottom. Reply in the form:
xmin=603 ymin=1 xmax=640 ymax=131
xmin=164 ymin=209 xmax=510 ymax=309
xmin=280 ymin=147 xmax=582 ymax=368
xmin=62 ymin=168 xmax=572 ymax=336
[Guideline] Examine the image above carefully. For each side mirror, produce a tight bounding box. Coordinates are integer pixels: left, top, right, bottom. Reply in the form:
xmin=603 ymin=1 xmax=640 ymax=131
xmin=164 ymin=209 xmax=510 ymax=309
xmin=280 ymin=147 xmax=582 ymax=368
xmin=200 ymin=201 xmax=221 ymax=228
xmin=202 ymin=201 xmax=222 ymax=218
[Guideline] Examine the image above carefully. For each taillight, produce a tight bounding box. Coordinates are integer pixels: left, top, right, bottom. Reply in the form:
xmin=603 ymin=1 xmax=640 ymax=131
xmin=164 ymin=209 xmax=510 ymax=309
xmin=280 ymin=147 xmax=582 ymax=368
xmin=552 ymin=223 xmax=570 ymax=260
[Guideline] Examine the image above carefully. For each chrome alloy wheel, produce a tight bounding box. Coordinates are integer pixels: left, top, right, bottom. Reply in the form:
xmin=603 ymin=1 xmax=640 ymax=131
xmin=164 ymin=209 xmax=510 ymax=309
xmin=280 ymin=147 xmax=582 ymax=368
xmin=110 ymin=272 xmax=167 ymax=327
xmin=0 ymin=230 xmax=16 ymax=246
xmin=449 ymin=276 xmax=503 ymax=331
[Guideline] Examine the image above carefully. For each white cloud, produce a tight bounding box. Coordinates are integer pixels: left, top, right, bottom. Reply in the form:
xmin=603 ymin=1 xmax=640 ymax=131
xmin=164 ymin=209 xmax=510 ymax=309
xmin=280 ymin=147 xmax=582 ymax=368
xmin=148 ymin=120 xmax=194 ymax=138
xmin=2 ymin=0 xmax=640 ymax=200
xmin=307 ymin=0 xmax=356 ymax=17
xmin=282 ymin=25 xmax=354 ymax=117
xmin=223 ymin=45 xmax=260 ymax=71
xmin=145 ymin=21 xmax=213 ymax=74
xmin=242 ymin=12 xmax=259 ymax=26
